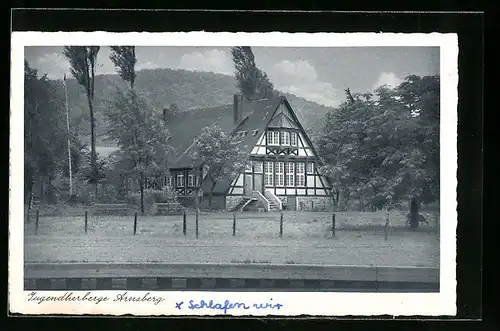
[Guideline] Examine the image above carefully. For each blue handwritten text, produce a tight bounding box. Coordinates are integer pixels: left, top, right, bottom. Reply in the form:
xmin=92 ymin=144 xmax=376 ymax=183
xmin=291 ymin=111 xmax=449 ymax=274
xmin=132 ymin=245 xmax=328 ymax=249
xmin=183 ymin=299 xmax=283 ymax=314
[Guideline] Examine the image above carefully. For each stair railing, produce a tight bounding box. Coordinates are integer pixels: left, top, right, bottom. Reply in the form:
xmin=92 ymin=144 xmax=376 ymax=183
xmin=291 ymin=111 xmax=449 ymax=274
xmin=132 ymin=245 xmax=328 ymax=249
xmin=239 ymin=198 xmax=255 ymax=212
xmin=252 ymin=191 xmax=270 ymax=212
xmin=264 ymin=189 xmax=282 ymax=210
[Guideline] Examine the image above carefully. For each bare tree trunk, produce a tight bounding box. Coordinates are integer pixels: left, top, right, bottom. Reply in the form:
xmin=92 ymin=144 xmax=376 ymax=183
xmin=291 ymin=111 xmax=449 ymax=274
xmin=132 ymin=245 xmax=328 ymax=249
xmin=39 ymin=177 xmax=44 ymax=204
xmin=209 ymin=179 xmax=217 ymax=210
xmin=130 ymin=47 xmax=135 ymax=90
xmin=140 ymin=172 xmax=145 ymax=215
xmin=89 ymin=51 xmax=99 ymax=202
xmin=409 ymin=197 xmax=420 ymax=230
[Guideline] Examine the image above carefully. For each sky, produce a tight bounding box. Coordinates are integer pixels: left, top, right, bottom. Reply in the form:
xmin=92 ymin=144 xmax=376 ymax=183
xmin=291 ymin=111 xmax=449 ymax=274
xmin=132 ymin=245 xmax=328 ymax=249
xmin=25 ymin=46 xmax=439 ymax=107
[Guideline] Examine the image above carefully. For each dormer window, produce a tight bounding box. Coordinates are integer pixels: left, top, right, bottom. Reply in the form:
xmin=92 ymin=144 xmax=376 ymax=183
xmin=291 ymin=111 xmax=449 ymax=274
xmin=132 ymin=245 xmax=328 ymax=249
xmin=235 ymin=131 xmax=247 ymax=138
xmin=252 ymin=129 xmax=259 ymax=136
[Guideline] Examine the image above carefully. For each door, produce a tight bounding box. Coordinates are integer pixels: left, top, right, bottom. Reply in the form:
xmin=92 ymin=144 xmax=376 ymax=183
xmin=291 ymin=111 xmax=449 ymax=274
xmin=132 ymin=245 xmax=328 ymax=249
xmin=254 ymin=174 xmax=263 ymax=194
xmin=287 ymin=196 xmax=297 ymax=211
xmin=244 ymin=174 xmax=253 ymax=196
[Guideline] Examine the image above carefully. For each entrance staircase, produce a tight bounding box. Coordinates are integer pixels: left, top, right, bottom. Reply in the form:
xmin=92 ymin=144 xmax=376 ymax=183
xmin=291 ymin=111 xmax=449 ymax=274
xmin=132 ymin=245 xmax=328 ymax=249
xmin=230 ymin=197 xmax=255 ymax=212
xmin=229 ymin=191 xmax=282 ymax=212
xmin=268 ymin=199 xmax=280 ymax=212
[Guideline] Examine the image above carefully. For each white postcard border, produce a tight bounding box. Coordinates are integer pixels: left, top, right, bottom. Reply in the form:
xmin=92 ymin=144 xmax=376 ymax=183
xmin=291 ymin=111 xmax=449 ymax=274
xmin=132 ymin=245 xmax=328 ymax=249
xmin=9 ymin=31 xmax=458 ymax=316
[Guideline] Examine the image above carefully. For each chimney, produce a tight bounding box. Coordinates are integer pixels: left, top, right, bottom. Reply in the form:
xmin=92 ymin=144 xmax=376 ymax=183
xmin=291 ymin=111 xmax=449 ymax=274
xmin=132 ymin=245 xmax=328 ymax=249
xmin=233 ymin=94 xmax=243 ymax=125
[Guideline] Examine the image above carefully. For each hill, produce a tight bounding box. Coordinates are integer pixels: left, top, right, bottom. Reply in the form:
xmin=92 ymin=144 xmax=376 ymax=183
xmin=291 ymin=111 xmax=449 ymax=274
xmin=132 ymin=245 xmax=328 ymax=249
xmin=59 ymin=68 xmax=334 ymax=146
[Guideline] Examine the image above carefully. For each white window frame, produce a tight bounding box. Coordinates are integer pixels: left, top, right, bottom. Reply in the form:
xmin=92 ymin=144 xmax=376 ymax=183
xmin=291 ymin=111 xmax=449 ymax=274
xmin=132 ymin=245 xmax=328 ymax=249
xmin=275 ymin=162 xmax=284 ymax=187
xmin=291 ymin=132 xmax=298 ymax=146
xmin=176 ymin=174 xmax=184 ymax=187
xmin=286 ymin=162 xmax=295 ymax=187
xmin=253 ymin=161 xmax=263 ymax=173
xmin=296 ymin=162 xmax=305 ymax=186
xmin=267 ymin=131 xmax=280 ymax=145
xmin=245 ymin=163 xmax=252 ymax=172
xmin=307 ymin=162 xmax=315 ymax=174
xmin=265 ymin=161 xmax=274 ymax=186
xmin=281 ymin=131 xmax=290 ymax=146
xmin=188 ymin=174 xmax=195 ymax=187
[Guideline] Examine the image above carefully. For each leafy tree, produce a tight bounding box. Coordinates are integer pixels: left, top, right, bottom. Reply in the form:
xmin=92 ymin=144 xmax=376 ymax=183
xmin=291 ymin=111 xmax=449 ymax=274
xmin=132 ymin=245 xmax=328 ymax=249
xmin=231 ymin=46 xmax=276 ymax=100
xmin=24 ymin=61 xmax=68 ymax=221
xmin=62 ymin=46 xmax=101 ymax=197
xmin=191 ymin=126 xmax=247 ymax=209
xmin=109 ymin=46 xmax=136 ymax=89
xmin=105 ymin=88 xmax=173 ymax=215
xmin=317 ymin=75 xmax=440 ymax=228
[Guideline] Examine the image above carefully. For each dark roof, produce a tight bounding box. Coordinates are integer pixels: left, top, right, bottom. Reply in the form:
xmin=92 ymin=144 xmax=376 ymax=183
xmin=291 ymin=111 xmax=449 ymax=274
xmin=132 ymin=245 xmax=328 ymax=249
xmin=167 ymin=96 xmax=284 ymax=170
xmin=202 ymin=97 xmax=284 ymax=194
xmin=165 ymin=103 xmax=235 ymax=169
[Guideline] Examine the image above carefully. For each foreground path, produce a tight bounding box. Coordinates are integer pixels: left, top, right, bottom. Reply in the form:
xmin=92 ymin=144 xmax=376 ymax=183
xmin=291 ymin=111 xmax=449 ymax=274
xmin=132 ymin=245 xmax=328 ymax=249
xmin=25 ymin=232 xmax=439 ymax=267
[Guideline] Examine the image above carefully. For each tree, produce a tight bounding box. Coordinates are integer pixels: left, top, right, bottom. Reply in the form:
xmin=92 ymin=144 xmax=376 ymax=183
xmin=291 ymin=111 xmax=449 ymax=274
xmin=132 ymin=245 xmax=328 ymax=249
xmin=109 ymin=46 xmax=137 ymax=89
xmin=106 ymin=88 xmax=173 ymax=215
xmin=191 ymin=126 xmax=247 ymax=209
xmin=231 ymin=46 xmax=276 ymax=100
xmin=62 ymin=46 xmax=101 ymax=197
xmin=24 ymin=61 xmax=68 ymax=221
xmin=317 ymin=75 xmax=440 ymax=228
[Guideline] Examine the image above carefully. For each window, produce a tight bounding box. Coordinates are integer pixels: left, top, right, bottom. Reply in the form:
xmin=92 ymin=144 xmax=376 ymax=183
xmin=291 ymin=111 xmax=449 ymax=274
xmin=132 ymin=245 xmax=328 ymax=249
xmin=307 ymin=163 xmax=315 ymax=174
xmin=275 ymin=162 xmax=284 ymax=187
xmin=291 ymin=132 xmax=298 ymax=146
xmin=296 ymin=163 xmax=305 ymax=186
xmin=176 ymin=174 xmax=184 ymax=187
xmin=286 ymin=162 xmax=295 ymax=187
xmin=195 ymin=176 xmax=200 ymax=187
xmin=168 ymin=176 xmax=173 ymax=188
xmin=188 ymin=174 xmax=195 ymax=187
xmin=253 ymin=161 xmax=263 ymax=173
xmin=264 ymin=162 xmax=274 ymax=186
xmin=245 ymin=163 xmax=252 ymax=172
xmin=280 ymin=131 xmax=290 ymax=145
xmin=146 ymin=178 xmax=155 ymax=190
xmin=267 ymin=131 xmax=279 ymax=145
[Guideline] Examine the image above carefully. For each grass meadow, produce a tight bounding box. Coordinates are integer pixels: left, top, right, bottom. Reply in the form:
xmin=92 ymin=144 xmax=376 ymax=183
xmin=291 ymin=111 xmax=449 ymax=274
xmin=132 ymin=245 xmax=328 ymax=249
xmin=24 ymin=210 xmax=440 ymax=267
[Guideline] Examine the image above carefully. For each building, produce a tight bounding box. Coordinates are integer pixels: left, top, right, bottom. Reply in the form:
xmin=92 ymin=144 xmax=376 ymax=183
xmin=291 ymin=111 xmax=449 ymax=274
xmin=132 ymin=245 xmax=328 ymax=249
xmin=149 ymin=94 xmax=335 ymax=212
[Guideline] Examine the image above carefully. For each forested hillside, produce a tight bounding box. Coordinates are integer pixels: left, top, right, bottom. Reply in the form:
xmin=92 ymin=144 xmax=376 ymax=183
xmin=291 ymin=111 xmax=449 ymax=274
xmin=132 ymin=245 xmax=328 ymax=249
xmin=57 ymin=68 xmax=333 ymax=145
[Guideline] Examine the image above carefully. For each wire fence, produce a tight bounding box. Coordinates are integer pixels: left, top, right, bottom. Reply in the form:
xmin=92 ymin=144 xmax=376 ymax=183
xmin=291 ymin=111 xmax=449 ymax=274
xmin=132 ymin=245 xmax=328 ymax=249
xmin=25 ymin=207 xmax=439 ymax=239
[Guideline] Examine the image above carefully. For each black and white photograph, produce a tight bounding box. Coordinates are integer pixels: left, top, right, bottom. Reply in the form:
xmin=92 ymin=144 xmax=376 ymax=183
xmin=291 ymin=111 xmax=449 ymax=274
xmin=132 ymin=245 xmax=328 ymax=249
xmin=9 ymin=32 xmax=458 ymax=316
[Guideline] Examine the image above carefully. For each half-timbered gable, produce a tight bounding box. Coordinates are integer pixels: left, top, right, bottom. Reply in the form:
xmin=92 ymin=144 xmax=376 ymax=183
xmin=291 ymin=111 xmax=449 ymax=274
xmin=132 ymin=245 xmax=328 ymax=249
xmin=161 ymin=94 xmax=335 ymax=211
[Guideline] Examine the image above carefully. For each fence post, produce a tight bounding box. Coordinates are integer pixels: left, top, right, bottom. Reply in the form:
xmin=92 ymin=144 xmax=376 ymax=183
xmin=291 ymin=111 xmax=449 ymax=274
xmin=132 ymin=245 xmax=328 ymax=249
xmin=232 ymin=212 xmax=236 ymax=236
xmin=183 ymin=209 xmax=187 ymax=236
xmin=384 ymin=214 xmax=389 ymax=240
xmin=134 ymin=212 xmax=138 ymax=235
xmin=332 ymin=213 xmax=336 ymax=237
xmin=84 ymin=210 xmax=88 ymax=234
xmin=280 ymin=212 xmax=283 ymax=238
xmin=311 ymin=201 xmax=314 ymax=211
xmin=195 ymin=208 xmax=199 ymax=239
xmin=35 ymin=210 xmax=39 ymax=235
